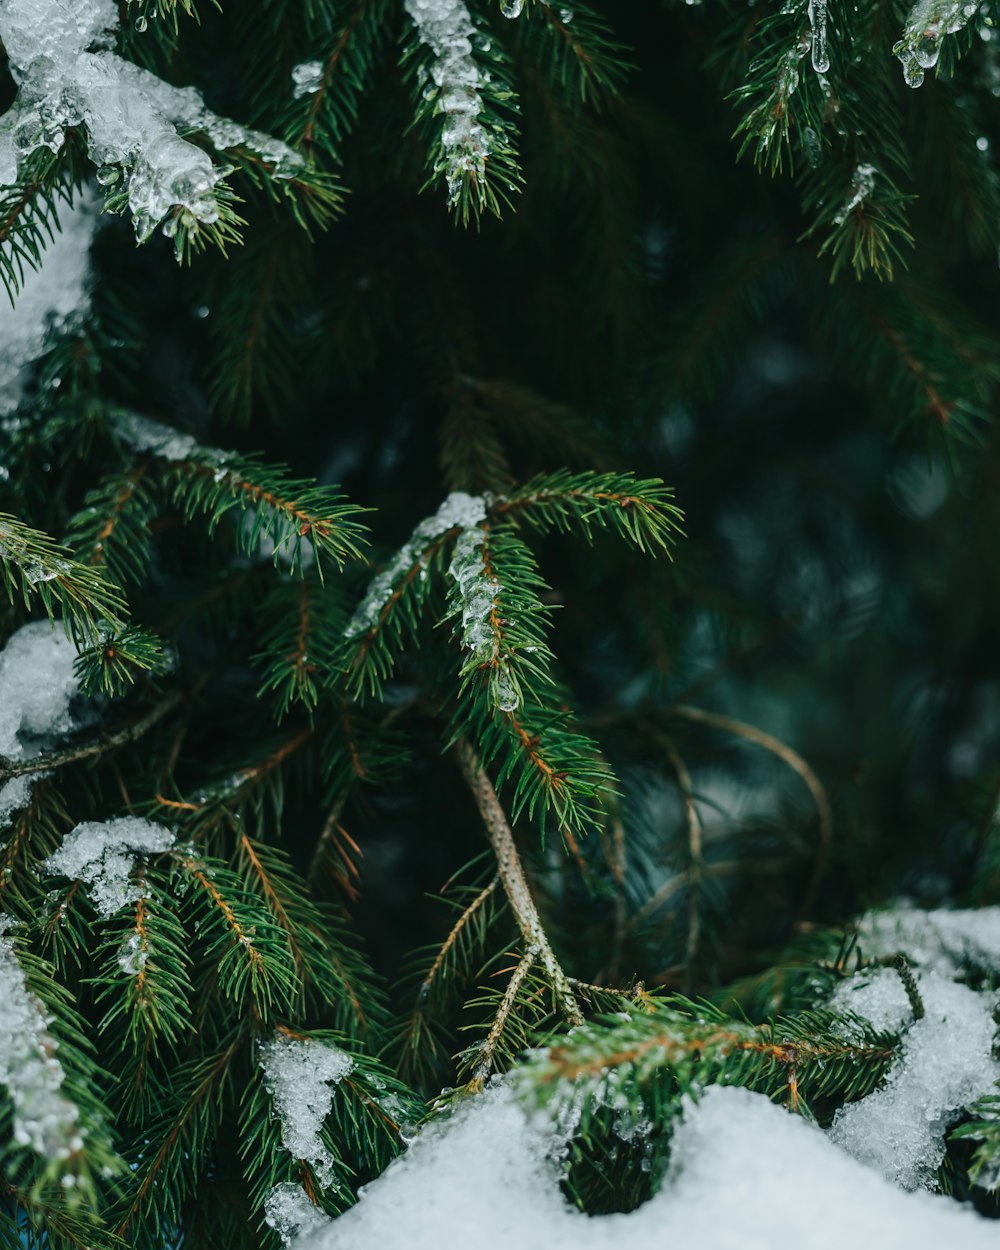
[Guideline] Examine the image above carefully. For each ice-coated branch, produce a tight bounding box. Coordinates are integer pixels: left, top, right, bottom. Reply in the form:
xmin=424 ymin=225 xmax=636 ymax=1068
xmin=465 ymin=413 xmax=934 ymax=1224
xmin=0 ymin=0 xmax=304 ymax=247
xmin=893 ymin=1 xmax=983 ymax=88
xmin=455 ymin=737 xmax=583 ymax=1026
xmin=403 ymin=0 xmax=493 ymax=209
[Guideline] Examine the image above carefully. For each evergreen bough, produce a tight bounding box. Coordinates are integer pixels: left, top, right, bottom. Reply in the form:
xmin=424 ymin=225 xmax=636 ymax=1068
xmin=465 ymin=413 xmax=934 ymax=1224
xmin=1 ymin=0 xmax=999 ymax=1246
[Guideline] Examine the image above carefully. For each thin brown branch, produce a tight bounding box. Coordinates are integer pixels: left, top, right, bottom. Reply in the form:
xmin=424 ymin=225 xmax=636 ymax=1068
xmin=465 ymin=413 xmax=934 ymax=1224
xmin=422 ymin=875 xmax=499 ymax=998
xmin=669 ymin=704 xmax=833 ymax=913
xmin=455 ymin=738 xmax=582 ymax=1026
xmin=0 ymin=690 xmax=185 ymax=784
xmin=469 ymin=945 xmax=539 ymax=1091
xmin=663 ymin=738 xmax=703 ymax=995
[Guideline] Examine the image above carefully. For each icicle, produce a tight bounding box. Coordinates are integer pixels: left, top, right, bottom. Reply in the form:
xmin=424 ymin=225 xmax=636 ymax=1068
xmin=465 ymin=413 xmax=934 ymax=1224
xmin=500 ymin=0 xmax=524 ymax=16
xmin=833 ymin=162 xmax=876 ymax=225
xmin=402 ymin=0 xmax=492 ymax=206
xmin=808 ymin=0 xmax=830 ymax=73
xmin=0 ymin=916 xmax=82 ymax=1161
xmin=893 ymin=1 xmax=981 ymax=88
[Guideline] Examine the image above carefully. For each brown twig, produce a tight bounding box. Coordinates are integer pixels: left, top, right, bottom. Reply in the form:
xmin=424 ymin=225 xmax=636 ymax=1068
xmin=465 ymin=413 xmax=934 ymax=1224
xmin=0 ymin=690 xmax=185 ymax=784
xmin=455 ymin=738 xmax=582 ymax=1026
xmin=668 ymin=704 xmax=832 ymax=913
xmin=663 ymin=737 xmax=703 ymax=995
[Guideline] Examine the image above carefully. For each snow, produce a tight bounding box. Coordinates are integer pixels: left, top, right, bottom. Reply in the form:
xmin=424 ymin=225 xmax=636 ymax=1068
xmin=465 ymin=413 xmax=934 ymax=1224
xmin=894 ymin=1 xmax=981 ymax=87
xmin=855 ymin=904 xmax=1000 ymax=974
xmin=114 ymin=410 xmax=207 ymax=463
xmin=402 ymin=0 xmax=492 ymax=207
xmin=266 ymin=1182 xmax=333 ymax=1247
xmin=344 ymin=492 xmax=487 ymax=638
xmin=258 ymin=1034 xmax=354 ymax=1188
xmin=292 ymin=61 xmax=324 ymax=99
xmin=42 ymin=815 xmax=175 ymax=918
xmin=830 ymin=967 xmax=1000 ymax=1189
xmin=834 ymin=162 xmax=877 ymax=225
xmin=294 ymin=1081 xmax=997 ymax=1250
xmin=0 ymin=914 xmax=82 ymax=1161
xmin=0 ymin=621 xmax=80 ymax=827
xmin=0 ymin=0 xmax=303 ymax=241
xmin=0 ymin=195 xmax=96 ymax=418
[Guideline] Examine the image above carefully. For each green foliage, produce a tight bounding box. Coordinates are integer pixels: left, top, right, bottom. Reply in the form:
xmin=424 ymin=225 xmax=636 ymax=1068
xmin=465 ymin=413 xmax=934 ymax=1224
xmin=2 ymin=0 xmax=1000 ymax=1242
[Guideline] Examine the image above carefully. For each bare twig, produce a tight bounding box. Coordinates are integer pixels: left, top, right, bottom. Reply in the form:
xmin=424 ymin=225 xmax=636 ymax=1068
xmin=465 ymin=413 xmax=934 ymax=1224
xmin=0 ymin=690 xmax=185 ymax=784
xmin=663 ymin=738 xmax=703 ymax=994
xmin=669 ymin=704 xmax=832 ymax=912
xmin=422 ymin=875 xmax=499 ymax=998
xmin=469 ymin=945 xmax=539 ymax=1090
xmin=455 ymin=738 xmax=583 ymax=1026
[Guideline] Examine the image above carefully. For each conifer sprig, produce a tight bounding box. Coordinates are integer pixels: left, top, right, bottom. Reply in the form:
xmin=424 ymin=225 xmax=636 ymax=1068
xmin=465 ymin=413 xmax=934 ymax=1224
xmin=521 ymin=997 xmax=898 ymax=1125
xmin=0 ymin=513 xmax=165 ymax=694
xmin=495 ymin=470 xmax=685 ymax=553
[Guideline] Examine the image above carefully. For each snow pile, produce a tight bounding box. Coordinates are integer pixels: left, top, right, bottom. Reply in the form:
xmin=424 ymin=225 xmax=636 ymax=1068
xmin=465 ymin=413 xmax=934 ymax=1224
xmin=0 ymin=915 xmax=82 ymax=1160
xmin=0 ymin=622 xmax=80 ymax=827
xmin=893 ymin=1 xmax=981 ymax=88
xmin=0 ymin=0 xmax=302 ymax=241
xmin=855 ymin=904 xmax=1000 ymax=974
xmin=42 ymin=815 xmax=175 ymax=917
xmin=295 ymin=1082 xmax=997 ymax=1250
xmin=266 ymin=1183 xmax=333 ymax=1247
xmin=259 ymin=1034 xmax=354 ymax=1189
xmin=402 ymin=0 xmax=493 ymax=207
xmin=344 ymin=492 xmax=488 ymax=638
xmin=0 ymin=195 xmax=96 ymax=419
xmin=830 ymin=967 xmax=1000 ymax=1189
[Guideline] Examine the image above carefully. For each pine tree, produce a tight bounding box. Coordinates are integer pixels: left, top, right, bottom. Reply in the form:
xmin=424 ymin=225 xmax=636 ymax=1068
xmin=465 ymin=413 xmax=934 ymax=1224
xmin=1 ymin=0 xmax=1000 ymax=1246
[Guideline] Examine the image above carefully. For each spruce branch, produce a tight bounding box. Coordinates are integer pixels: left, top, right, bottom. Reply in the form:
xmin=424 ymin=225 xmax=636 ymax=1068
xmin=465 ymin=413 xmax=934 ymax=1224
xmin=493 ymin=469 xmax=684 ymax=553
xmin=521 ymin=998 xmax=898 ymax=1126
xmin=455 ymin=737 xmax=583 ymax=1026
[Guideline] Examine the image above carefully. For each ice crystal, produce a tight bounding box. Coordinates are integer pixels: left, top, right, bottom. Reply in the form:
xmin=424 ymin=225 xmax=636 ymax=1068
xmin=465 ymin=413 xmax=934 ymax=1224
xmin=292 ymin=61 xmax=324 ymax=98
xmin=345 ymin=491 xmax=487 ymax=638
xmin=894 ymin=1 xmax=981 ymax=88
xmin=265 ymin=1183 xmax=332 ymax=1247
xmin=834 ymin=162 xmax=876 ymax=225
